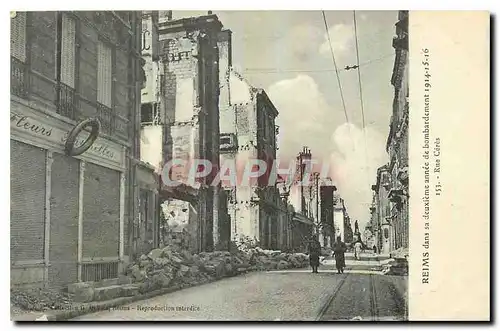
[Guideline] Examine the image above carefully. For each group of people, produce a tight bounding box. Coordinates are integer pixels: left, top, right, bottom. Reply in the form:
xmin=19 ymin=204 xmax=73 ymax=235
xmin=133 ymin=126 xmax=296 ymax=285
xmin=307 ymin=235 xmax=347 ymax=274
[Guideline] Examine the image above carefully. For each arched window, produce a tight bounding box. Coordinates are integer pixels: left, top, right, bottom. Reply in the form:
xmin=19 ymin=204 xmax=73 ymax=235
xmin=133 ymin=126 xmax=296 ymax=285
xmin=384 ymin=228 xmax=389 ymax=239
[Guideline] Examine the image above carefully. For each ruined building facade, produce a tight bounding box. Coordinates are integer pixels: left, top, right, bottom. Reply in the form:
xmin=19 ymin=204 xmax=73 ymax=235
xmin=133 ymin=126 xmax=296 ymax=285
xmin=140 ymin=12 xmax=229 ymax=253
xmin=217 ymin=30 xmax=281 ymax=248
xmin=372 ymin=165 xmax=392 ymax=254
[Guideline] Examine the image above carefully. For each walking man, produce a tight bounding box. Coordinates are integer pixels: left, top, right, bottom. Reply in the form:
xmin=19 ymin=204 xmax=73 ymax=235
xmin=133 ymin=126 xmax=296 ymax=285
xmin=308 ymin=235 xmax=321 ymax=274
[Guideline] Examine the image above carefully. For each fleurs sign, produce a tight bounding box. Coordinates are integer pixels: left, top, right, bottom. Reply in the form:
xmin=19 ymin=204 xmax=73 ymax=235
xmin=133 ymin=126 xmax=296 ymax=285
xmin=11 ymin=111 xmax=120 ymax=163
xmin=11 ymin=112 xmax=52 ymax=137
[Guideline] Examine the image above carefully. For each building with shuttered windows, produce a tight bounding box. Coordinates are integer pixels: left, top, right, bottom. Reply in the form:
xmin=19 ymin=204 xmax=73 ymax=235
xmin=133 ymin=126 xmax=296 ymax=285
xmin=386 ymin=10 xmax=409 ymax=252
xmin=10 ymin=11 xmax=149 ymax=288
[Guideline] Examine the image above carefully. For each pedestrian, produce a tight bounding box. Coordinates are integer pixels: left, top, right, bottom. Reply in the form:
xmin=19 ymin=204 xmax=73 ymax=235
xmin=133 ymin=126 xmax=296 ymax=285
xmin=308 ymin=235 xmax=321 ymax=274
xmin=354 ymin=241 xmax=363 ymax=260
xmin=332 ymin=236 xmax=346 ymax=274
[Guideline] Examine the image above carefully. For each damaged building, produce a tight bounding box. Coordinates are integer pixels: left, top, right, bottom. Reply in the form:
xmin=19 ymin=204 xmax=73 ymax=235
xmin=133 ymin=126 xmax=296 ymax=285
xmin=217 ymin=36 xmax=282 ymax=248
xmin=139 ymin=11 xmax=230 ymax=253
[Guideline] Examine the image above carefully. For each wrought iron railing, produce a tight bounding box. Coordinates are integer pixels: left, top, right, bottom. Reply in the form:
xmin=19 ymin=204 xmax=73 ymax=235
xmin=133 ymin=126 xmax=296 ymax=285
xmin=56 ymin=82 xmax=77 ymax=120
xmin=97 ymin=102 xmax=115 ymax=136
xmin=11 ymin=57 xmax=29 ymax=98
xmin=81 ymin=260 xmax=119 ymax=282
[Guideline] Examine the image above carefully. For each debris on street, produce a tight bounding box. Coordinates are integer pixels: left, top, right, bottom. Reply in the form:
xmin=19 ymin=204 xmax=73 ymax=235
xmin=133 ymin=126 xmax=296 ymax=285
xmin=125 ymin=244 xmax=310 ymax=293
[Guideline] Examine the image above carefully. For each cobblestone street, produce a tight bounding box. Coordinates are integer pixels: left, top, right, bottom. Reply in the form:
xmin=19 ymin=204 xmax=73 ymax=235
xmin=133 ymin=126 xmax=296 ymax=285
xmin=72 ymin=268 xmax=407 ymax=321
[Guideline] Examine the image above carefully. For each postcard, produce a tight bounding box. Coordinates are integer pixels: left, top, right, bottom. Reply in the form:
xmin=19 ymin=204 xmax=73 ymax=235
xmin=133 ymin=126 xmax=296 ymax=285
xmin=9 ymin=10 xmax=490 ymax=322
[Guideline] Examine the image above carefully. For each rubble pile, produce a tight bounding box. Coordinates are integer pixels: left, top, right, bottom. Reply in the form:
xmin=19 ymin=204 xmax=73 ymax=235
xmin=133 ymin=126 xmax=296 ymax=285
xmin=390 ymin=247 xmax=409 ymax=259
xmin=125 ymin=245 xmax=310 ymax=293
xmin=11 ymin=288 xmax=75 ymax=312
xmin=382 ymin=247 xmax=409 ymax=276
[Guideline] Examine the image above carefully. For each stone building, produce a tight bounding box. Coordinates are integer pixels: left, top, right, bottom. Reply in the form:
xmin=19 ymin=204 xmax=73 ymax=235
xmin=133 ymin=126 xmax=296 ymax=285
xmin=386 ymin=10 xmax=409 ymax=251
xmin=217 ymin=32 xmax=281 ymax=248
xmin=343 ymin=214 xmax=354 ymax=244
xmin=372 ymin=165 xmax=392 ymax=254
xmin=287 ymin=148 xmax=319 ymax=249
xmin=139 ymin=12 xmax=230 ymax=253
xmin=333 ymin=195 xmax=349 ymax=242
xmin=319 ymin=183 xmax=337 ymax=248
xmin=368 ymin=191 xmax=379 ymax=249
xmin=10 ymin=11 xmax=147 ymax=288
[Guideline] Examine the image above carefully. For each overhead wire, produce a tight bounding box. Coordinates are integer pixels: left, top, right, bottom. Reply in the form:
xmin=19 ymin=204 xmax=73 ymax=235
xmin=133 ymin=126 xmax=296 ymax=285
xmin=241 ymin=53 xmax=395 ymax=74
xmin=321 ymin=10 xmax=350 ymax=124
xmin=353 ymin=10 xmax=373 ymax=206
xmin=353 ymin=11 xmax=367 ymax=130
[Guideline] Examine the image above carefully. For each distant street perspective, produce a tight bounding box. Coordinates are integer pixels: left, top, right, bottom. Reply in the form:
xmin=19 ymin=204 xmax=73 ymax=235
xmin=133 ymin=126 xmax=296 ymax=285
xmin=11 ymin=10 xmax=409 ymax=322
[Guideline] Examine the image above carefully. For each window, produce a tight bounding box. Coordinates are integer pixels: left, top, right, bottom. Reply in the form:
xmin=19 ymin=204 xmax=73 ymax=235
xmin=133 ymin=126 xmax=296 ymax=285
xmin=60 ymin=14 xmax=76 ymax=88
xmin=220 ymin=133 xmax=236 ymax=151
xmin=56 ymin=13 xmax=78 ymax=118
xmin=384 ymin=228 xmax=389 ymax=239
xmin=262 ymin=115 xmax=269 ymax=140
xmin=97 ymin=41 xmax=113 ymax=107
xmin=11 ymin=12 xmax=27 ymax=62
xmin=141 ymin=102 xmax=160 ymax=125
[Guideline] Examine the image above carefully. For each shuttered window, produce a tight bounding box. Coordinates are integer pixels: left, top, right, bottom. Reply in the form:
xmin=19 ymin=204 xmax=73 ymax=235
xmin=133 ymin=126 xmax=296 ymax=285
xmin=97 ymin=41 xmax=112 ymax=107
xmin=10 ymin=140 xmax=46 ymax=262
xmin=11 ymin=12 xmax=26 ymax=62
xmin=60 ymin=14 xmax=76 ymax=88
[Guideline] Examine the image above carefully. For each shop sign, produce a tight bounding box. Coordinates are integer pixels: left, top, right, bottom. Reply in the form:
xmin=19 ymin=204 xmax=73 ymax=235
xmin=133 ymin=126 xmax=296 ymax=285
xmin=11 ymin=111 xmax=121 ymax=164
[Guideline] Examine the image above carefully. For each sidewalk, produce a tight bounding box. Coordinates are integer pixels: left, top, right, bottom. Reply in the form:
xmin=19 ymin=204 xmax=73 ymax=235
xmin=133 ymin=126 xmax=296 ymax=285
xmin=11 ymin=281 xmax=211 ymax=321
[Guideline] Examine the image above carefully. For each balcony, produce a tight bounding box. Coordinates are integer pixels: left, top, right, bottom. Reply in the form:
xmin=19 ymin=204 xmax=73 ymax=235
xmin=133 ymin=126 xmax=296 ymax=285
xmin=56 ymin=82 xmax=77 ymax=120
xmin=11 ymin=57 xmax=29 ymax=98
xmin=392 ymin=33 xmax=408 ymax=51
xmin=388 ymin=188 xmax=406 ymax=206
xmin=397 ymin=166 xmax=409 ymax=186
xmin=98 ymin=102 xmax=116 ymax=136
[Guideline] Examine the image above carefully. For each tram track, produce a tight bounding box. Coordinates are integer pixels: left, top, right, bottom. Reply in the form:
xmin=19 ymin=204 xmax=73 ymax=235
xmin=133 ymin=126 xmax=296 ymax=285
xmin=315 ymin=272 xmax=383 ymax=321
xmin=368 ymin=274 xmax=379 ymax=321
xmin=315 ymin=272 xmax=349 ymax=321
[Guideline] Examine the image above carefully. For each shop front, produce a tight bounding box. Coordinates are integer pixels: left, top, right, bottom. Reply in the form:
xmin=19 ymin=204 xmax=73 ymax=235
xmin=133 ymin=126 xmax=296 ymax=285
xmin=10 ymin=99 xmax=127 ymax=288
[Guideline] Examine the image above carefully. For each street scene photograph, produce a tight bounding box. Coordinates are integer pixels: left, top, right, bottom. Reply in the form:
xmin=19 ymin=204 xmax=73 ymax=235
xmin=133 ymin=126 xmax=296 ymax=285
xmin=10 ymin=10 xmax=409 ymax=321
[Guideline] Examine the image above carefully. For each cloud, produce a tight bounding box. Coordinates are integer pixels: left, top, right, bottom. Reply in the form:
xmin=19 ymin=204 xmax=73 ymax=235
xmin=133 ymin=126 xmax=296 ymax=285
xmin=329 ymin=123 xmax=389 ymax=229
xmin=267 ymin=74 xmax=388 ymax=231
xmin=319 ymin=23 xmax=354 ymax=59
xmin=280 ymin=25 xmax=323 ymax=62
xmin=267 ymin=74 xmax=345 ymax=161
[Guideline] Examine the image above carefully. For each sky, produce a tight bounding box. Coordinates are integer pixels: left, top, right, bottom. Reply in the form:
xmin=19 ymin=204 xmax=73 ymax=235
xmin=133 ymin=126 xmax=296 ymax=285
xmin=174 ymin=10 xmax=398 ymax=230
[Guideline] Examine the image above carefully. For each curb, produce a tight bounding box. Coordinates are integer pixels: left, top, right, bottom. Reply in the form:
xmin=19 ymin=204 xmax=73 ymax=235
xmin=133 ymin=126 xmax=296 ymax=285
xmin=52 ymin=277 xmax=226 ymax=321
xmin=15 ymin=266 xmax=309 ymax=321
xmin=16 ymin=279 xmax=215 ymax=322
xmin=18 ymin=269 xmax=265 ymax=321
